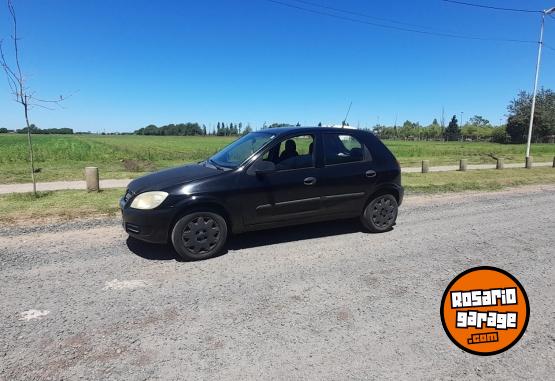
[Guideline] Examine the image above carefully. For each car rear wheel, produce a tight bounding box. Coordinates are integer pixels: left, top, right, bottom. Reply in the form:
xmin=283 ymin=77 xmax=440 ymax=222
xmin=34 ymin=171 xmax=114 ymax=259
xmin=171 ymin=211 xmax=227 ymax=260
xmin=361 ymin=194 xmax=398 ymax=233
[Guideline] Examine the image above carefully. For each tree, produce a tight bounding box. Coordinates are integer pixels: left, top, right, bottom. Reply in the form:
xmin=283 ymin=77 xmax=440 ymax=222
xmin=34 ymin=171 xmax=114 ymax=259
xmin=242 ymin=124 xmax=253 ymax=135
xmin=506 ymin=89 xmax=555 ymax=143
xmin=1 ymin=0 xmax=68 ymax=195
xmin=268 ymin=123 xmax=291 ymax=128
xmin=134 ymin=123 xmax=202 ymax=136
xmin=425 ymin=119 xmax=443 ymax=140
xmin=468 ymin=115 xmax=490 ymax=127
xmin=444 ymin=115 xmax=460 ymax=141
xmin=296 ymin=122 xmax=301 ymax=127
xmin=491 ymin=125 xmax=509 ymax=143
xmin=318 ymin=122 xmax=322 ymax=127
xmin=0 ymin=127 xmax=8 ymax=133
xmin=399 ymin=120 xmax=421 ymax=139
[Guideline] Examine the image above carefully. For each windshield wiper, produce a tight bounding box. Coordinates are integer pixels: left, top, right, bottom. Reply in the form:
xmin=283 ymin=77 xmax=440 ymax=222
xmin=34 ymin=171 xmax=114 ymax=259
xmin=208 ymin=158 xmax=225 ymax=170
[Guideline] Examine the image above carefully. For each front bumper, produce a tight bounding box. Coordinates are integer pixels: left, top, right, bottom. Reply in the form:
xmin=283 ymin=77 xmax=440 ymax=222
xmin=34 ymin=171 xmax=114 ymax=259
xmin=120 ymin=197 xmax=174 ymax=244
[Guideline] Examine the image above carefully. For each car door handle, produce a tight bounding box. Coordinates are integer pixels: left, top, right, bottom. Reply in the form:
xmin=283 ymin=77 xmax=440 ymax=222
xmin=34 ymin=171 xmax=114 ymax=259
xmin=304 ymin=177 xmax=317 ymax=186
xmin=365 ymin=170 xmax=377 ymax=178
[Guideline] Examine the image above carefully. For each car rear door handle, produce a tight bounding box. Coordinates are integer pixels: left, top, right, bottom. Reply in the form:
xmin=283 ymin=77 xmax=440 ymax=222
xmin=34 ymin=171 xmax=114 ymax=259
xmin=304 ymin=177 xmax=317 ymax=186
xmin=365 ymin=170 xmax=377 ymax=178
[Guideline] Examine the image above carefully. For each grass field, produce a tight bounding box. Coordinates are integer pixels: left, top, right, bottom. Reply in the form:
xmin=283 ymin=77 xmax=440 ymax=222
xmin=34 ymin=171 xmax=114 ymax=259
xmin=2 ymin=167 xmax=555 ymax=225
xmin=0 ymin=134 xmax=554 ymax=184
xmin=0 ymin=134 xmax=234 ymax=183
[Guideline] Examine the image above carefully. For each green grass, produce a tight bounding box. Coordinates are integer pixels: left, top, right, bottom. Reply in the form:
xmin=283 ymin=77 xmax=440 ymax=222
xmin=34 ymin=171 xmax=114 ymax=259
xmin=384 ymin=140 xmax=555 ymax=167
xmin=0 ymin=134 xmax=554 ymax=183
xmin=404 ymin=167 xmax=555 ymax=193
xmin=0 ymin=188 xmax=124 ymax=224
xmin=0 ymin=134 xmax=236 ymax=183
xmin=1 ymin=167 xmax=554 ymax=225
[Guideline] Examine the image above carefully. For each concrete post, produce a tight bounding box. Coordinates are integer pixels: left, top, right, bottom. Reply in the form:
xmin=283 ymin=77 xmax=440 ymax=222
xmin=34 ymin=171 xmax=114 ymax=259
xmin=421 ymin=160 xmax=429 ymax=173
xmin=85 ymin=167 xmax=99 ymax=192
xmin=496 ymin=158 xmax=504 ymax=170
xmin=525 ymin=156 xmax=533 ymax=169
xmin=459 ymin=159 xmax=467 ymax=172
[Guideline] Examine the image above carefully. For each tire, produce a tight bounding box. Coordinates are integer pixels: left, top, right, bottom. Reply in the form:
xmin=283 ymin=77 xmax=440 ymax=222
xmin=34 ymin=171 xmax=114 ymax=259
xmin=171 ymin=211 xmax=228 ymax=260
xmin=360 ymin=194 xmax=398 ymax=233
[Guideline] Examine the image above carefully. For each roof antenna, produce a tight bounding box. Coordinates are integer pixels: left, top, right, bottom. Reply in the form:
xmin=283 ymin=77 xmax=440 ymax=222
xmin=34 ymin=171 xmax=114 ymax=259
xmin=342 ymin=101 xmax=352 ymax=128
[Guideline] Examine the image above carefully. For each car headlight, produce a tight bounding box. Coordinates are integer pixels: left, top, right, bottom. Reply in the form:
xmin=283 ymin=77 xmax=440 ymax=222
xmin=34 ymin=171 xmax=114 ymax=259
xmin=130 ymin=191 xmax=169 ymax=210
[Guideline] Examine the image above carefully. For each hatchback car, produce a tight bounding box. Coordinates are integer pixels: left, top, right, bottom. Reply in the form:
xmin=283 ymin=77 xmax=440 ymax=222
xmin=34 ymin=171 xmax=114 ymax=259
xmin=120 ymin=127 xmax=403 ymax=260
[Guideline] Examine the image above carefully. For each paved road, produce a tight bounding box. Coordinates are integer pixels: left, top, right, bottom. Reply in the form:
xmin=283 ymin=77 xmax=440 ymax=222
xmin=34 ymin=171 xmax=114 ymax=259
xmin=1 ymin=161 xmax=553 ymax=194
xmin=1 ymin=185 xmax=554 ymax=380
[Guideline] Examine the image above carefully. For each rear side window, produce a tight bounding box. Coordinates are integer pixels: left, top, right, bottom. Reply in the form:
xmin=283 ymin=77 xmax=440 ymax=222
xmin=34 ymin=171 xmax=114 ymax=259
xmin=323 ymin=134 xmax=368 ymax=165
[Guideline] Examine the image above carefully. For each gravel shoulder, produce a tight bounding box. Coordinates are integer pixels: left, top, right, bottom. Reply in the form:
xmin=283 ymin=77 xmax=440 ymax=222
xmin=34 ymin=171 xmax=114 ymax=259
xmin=1 ymin=186 xmax=554 ymax=380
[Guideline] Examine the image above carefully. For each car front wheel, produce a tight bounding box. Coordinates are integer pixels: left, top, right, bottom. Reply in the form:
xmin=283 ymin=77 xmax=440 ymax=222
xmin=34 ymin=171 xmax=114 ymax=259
xmin=361 ymin=194 xmax=398 ymax=233
xmin=171 ymin=211 xmax=228 ymax=260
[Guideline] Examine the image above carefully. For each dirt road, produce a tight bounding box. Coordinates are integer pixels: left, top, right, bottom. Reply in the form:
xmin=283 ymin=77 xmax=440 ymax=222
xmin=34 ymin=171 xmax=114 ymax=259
xmin=1 ymin=186 xmax=554 ymax=380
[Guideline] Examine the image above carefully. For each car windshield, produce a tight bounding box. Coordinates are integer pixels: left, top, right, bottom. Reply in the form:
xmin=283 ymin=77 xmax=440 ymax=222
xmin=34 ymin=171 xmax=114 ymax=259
xmin=209 ymin=132 xmax=275 ymax=168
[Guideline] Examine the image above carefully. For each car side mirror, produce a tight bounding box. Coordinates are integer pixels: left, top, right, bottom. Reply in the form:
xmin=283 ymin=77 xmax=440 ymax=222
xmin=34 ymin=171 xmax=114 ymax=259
xmin=251 ymin=160 xmax=276 ymax=176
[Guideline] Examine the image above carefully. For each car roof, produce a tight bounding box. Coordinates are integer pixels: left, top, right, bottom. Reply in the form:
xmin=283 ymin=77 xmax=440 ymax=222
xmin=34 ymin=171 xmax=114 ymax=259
xmin=257 ymin=126 xmax=368 ymax=136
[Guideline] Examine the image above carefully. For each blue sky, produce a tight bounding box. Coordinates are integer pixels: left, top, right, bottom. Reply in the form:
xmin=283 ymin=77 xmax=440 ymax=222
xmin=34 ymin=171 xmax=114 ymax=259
xmin=1 ymin=0 xmax=554 ymax=132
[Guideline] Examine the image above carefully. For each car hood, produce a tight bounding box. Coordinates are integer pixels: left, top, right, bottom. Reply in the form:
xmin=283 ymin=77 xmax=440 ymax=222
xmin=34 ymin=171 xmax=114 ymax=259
xmin=127 ymin=163 xmax=220 ymax=193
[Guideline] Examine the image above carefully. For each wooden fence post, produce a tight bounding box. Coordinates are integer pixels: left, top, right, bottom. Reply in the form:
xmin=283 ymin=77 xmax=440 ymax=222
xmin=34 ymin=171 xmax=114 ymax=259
xmin=459 ymin=159 xmax=467 ymax=171
xmin=421 ymin=160 xmax=429 ymax=173
xmin=85 ymin=167 xmax=100 ymax=192
xmin=496 ymin=158 xmax=504 ymax=170
xmin=525 ymin=156 xmax=533 ymax=169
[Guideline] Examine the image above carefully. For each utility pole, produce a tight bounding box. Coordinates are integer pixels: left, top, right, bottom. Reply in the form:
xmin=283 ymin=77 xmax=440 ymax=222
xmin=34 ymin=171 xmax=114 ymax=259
xmin=526 ymin=7 xmax=555 ymax=159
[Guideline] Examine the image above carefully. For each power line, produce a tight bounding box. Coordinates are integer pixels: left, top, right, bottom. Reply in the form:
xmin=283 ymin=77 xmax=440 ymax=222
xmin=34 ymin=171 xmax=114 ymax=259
xmin=441 ymin=0 xmax=542 ymax=14
xmin=290 ymin=0 xmax=444 ymax=31
xmin=264 ymin=0 xmax=537 ymax=44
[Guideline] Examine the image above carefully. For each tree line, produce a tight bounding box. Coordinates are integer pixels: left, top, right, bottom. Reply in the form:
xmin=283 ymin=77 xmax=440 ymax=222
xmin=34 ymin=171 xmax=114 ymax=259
xmin=2 ymin=89 xmax=553 ymax=143
xmin=134 ymin=122 xmax=253 ymax=136
xmin=372 ymin=116 xmax=508 ymax=142
xmin=372 ymin=89 xmax=555 ymax=143
xmin=0 ymin=124 xmax=74 ymax=134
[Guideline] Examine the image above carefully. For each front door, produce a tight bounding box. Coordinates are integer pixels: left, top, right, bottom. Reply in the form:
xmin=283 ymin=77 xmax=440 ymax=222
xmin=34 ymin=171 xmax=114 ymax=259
xmin=240 ymin=133 xmax=322 ymax=227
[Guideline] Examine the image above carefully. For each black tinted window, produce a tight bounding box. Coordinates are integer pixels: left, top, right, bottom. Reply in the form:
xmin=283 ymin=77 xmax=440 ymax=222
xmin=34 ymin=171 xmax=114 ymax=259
xmin=261 ymin=134 xmax=315 ymax=171
xmin=323 ymin=134 xmax=366 ymax=165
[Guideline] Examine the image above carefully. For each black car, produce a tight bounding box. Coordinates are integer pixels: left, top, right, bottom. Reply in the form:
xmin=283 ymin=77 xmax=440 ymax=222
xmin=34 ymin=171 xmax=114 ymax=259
xmin=120 ymin=127 xmax=403 ymax=260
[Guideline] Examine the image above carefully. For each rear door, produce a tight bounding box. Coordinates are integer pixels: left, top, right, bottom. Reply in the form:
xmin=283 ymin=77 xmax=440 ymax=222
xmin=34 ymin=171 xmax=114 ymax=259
xmin=317 ymin=132 xmax=377 ymax=217
xmin=240 ymin=133 xmax=322 ymax=226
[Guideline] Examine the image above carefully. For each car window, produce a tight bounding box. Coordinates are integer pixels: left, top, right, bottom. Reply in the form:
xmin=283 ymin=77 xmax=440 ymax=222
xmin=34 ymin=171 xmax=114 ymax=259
xmin=210 ymin=132 xmax=275 ymax=168
xmin=261 ymin=134 xmax=315 ymax=171
xmin=323 ymin=134 xmax=366 ymax=165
